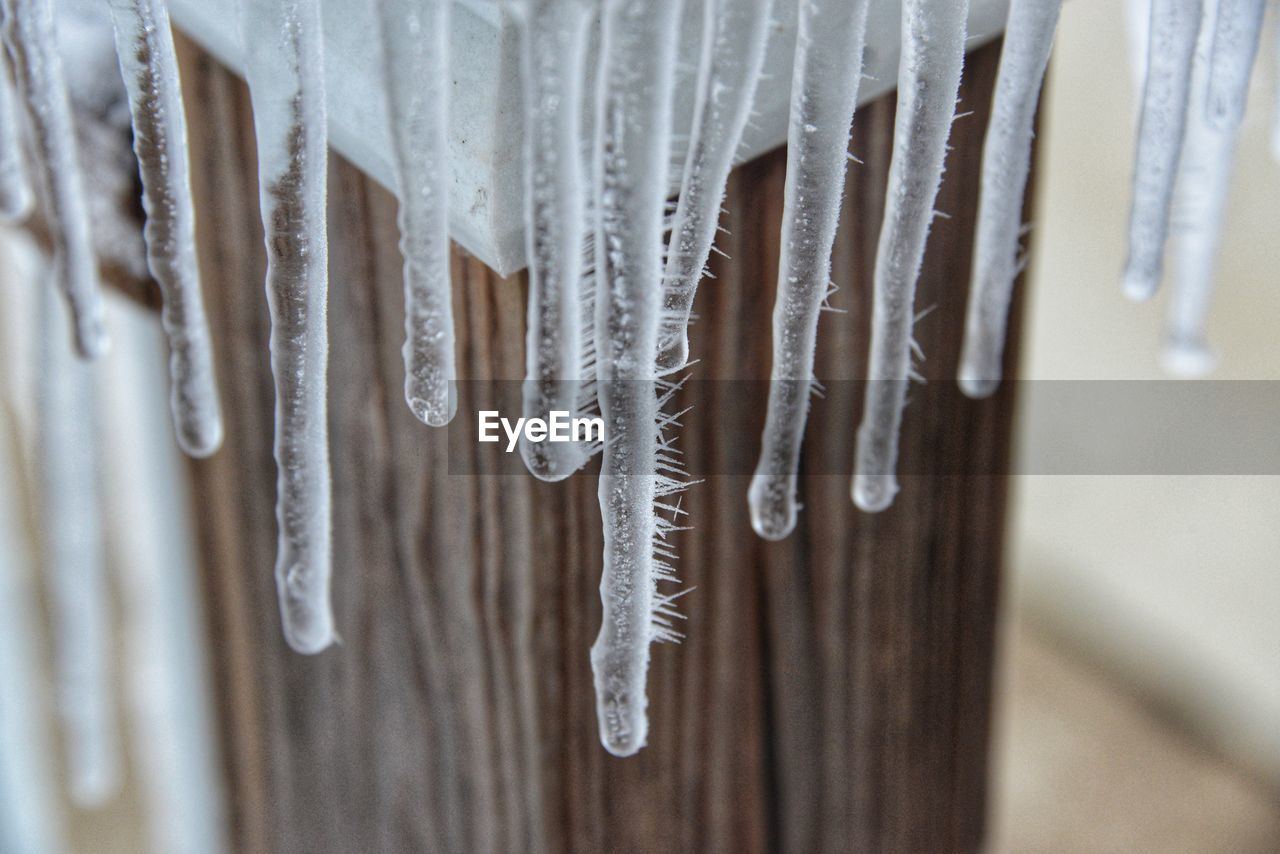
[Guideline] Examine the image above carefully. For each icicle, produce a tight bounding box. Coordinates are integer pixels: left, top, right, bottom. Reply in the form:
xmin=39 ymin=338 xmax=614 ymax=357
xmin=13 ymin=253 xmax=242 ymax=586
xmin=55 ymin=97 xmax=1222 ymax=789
xmin=1203 ymin=0 xmax=1265 ymax=130
xmin=242 ymin=0 xmax=334 ymax=654
xmin=98 ymin=304 xmax=228 ymax=854
xmin=373 ymin=0 xmax=456 ymax=427
xmin=656 ymin=0 xmax=773 ymax=373
xmin=957 ymin=0 xmax=1061 ymax=399
xmin=747 ymin=0 xmax=870 ymax=541
xmin=852 ymin=0 xmax=968 ymax=514
xmin=1163 ymin=0 xmax=1237 ymax=376
xmin=515 ymin=0 xmax=596 ymax=481
xmin=36 ymin=283 xmax=121 ymax=807
xmin=0 ymin=332 xmax=61 ymax=853
xmin=1 ymin=0 xmax=109 ymax=359
xmin=590 ymin=0 xmax=685 ymax=758
xmin=0 ymin=49 xmax=31 ymax=221
xmin=1121 ymin=0 xmax=1203 ymax=302
xmin=105 ymin=0 xmax=223 ymax=458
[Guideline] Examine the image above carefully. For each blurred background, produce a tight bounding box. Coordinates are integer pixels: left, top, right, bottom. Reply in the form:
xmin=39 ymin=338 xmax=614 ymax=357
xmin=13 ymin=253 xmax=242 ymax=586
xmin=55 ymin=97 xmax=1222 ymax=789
xmin=995 ymin=0 xmax=1280 ymax=850
xmin=0 ymin=0 xmax=1277 ymax=852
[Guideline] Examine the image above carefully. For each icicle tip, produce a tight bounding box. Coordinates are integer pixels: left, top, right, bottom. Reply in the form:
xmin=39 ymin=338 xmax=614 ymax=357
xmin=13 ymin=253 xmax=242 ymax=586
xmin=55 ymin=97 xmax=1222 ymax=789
xmin=852 ymin=472 xmax=898 ymax=514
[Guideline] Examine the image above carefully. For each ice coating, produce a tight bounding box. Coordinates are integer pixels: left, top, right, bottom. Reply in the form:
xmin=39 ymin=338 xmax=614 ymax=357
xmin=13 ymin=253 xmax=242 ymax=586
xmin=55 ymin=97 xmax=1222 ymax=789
xmin=36 ymin=286 xmax=121 ymax=807
xmin=1 ymin=0 xmax=108 ymax=359
xmin=1203 ymin=0 xmax=1264 ymax=130
xmin=242 ymin=0 xmax=334 ymax=654
xmin=1163 ymin=0 xmax=1236 ymax=377
xmin=590 ymin=0 xmax=684 ymax=758
xmin=958 ymin=0 xmax=1060 ymax=399
xmin=747 ymin=0 xmax=870 ymax=541
xmin=1121 ymin=0 xmax=1202 ymax=302
xmin=374 ymin=0 xmax=456 ymax=427
xmin=0 ymin=52 xmax=32 ymax=221
xmin=852 ymin=0 xmax=968 ymax=514
xmin=516 ymin=0 xmax=596 ymax=481
xmin=656 ymin=0 xmax=773 ymax=373
xmin=105 ymin=0 xmax=223 ymax=458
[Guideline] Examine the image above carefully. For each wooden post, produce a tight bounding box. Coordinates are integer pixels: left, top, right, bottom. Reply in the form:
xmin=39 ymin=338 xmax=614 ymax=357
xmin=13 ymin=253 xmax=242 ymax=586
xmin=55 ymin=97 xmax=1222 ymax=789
xmin=175 ymin=34 xmax=1028 ymax=854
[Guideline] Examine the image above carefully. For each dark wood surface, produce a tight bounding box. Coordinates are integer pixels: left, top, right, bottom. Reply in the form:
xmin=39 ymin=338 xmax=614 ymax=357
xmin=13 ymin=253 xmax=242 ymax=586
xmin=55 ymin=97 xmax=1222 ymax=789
xmin=175 ymin=33 xmax=1028 ymax=854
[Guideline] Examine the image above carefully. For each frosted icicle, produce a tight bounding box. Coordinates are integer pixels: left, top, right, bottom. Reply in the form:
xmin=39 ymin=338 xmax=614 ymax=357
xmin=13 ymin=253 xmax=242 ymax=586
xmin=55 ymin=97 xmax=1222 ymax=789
xmin=36 ymin=284 xmax=121 ymax=807
xmin=516 ymin=0 xmax=595 ymax=481
xmin=373 ymin=0 xmax=456 ymax=427
xmin=1203 ymin=0 xmax=1265 ymax=130
xmin=957 ymin=0 xmax=1061 ymax=400
xmin=1163 ymin=0 xmax=1237 ymax=377
xmin=1 ymin=0 xmax=108 ymax=359
xmin=0 ymin=51 xmax=31 ymax=221
xmin=852 ymin=0 xmax=968 ymax=514
xmin=656 ymin=0 xmax=773 ymax=373
xmin=105 ymin=0 xmax=223 ymax=458
xmin=1121 ymin=0 xmax=1202 ymax=302
xmin=242 ymin=0 xmax=334 ymax=654
xmin=747 ymin=0 xmax=870 ymax=541
xmin=590 ymin=0 xmax=684 ymax=758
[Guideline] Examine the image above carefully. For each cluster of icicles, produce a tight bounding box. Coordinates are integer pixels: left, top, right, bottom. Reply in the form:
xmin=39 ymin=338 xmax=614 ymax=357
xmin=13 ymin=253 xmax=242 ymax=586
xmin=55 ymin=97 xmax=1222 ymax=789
xmin=1 ymin=0 xmax=1270 ymax=757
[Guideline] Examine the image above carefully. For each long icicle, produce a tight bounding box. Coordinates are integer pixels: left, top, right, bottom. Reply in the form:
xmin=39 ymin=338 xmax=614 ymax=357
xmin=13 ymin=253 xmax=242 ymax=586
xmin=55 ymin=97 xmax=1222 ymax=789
xmin=1163 ymin=0 xmax=1240 ymax=376
xmin=0 ymin=48 xmax=31 ymax=221
xmin=957 ymin=0 xmax=1061 ymax=399
xmin=37 ymin=283 xmax=121 ymax=807
xmin=516 ymin=0 xmax=595 ymax=481
xmin=852 ymin=0 xmax=968 ymax=514
xmin=747 ymin=0 xmax=870 ymax=541
xmin=1121 ymin=0 xmax=1203 ymax=301
xmin=373 ymin=0 xmax=456 ymax=427
xmin=591 ymin=0 xmax=684 ymax=758
xmin=105 ymin=0 xmax=223 ymax=458
xmin=656 ymin=0 xmax=773 ymax=373
xmin=1 ymin=0 xmax=108 ymax=358
xmin=242 ymin=0 xmax=334 ymax=654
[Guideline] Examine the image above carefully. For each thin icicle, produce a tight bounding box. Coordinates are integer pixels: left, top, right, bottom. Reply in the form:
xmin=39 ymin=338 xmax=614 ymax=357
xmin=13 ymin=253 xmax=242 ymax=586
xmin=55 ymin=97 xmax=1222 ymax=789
xmin=1203 ymin=0 xmax=1265 ymax=130
xmin=1164 ymin=0 xmax=1236 ymax=376
xmin=852 ymin=0 xmax=968 ymax=514
xmin=373 ymin=0 xmax=456 ymax=427
xmin=0 ymin=310 xmax=61 ymax=853
xmin=242 ymin=0 xmax=334 ymax=654
xmin=1121 ymin=0 xmax=1203 ymax=301
xmin=36 ymin=284 xmax=121 ymax=807
xmin=656 ymin=0 xmax=773 ymax=372
xmin=0 ymin=49 xmax=31 ymax=221
xmin=1 ymin=0 xmax=108 ymax=358
xmin=516 ymin=0 xmax=595 ymax=481
xmin=105 ymin=0 xmax=223 ymax=458
xmin=958 ymin=0 xmax=1061 ymax=399
xmin=590 ymin=0 xmax=684 ymax=758
xmin=747 ymin=0 xmax=870 ymax=541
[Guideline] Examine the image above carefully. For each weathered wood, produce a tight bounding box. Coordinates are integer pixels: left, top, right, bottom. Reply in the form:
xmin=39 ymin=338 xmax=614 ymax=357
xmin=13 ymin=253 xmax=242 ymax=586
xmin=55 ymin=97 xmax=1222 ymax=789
xmin=176 ymin=33 xmax=1027 ymax=854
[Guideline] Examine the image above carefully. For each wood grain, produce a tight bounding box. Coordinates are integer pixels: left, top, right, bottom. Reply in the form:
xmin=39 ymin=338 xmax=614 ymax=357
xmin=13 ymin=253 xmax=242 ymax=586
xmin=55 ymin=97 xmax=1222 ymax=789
xmin=176 ymin=34 xmax=1029 ymax=854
